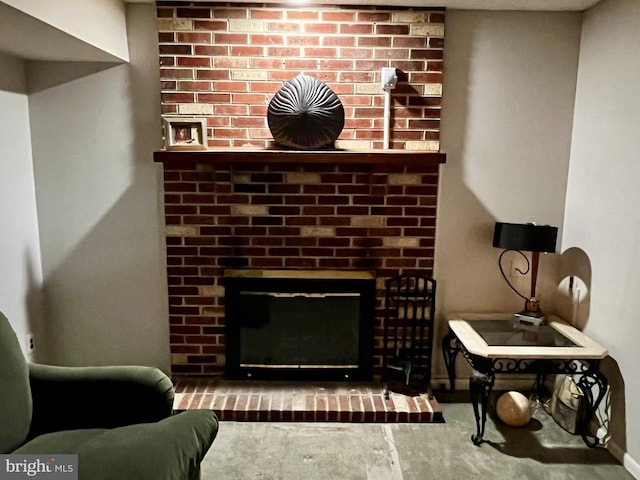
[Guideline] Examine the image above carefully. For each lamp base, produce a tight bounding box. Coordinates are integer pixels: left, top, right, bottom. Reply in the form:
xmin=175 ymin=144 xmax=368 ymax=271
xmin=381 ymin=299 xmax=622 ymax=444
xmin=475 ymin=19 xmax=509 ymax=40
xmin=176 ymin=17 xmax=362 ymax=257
xmin=523 ymin=298 xmax=545 ymax=316
xmin=514 ymin=299 xmax=547 ymax=326
xmin=515 ymin=312 xmax=546 ymax=327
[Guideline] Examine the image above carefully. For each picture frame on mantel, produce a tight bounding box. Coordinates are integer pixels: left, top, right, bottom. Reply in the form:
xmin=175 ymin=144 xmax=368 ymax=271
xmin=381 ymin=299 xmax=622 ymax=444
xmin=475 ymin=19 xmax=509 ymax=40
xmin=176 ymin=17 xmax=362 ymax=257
xmin=163 ymin=117 xmax=207 ymax=151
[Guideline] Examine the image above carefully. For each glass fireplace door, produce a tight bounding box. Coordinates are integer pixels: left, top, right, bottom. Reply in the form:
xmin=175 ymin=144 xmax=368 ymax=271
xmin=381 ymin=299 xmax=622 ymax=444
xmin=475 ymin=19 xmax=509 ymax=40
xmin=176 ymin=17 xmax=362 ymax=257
xmin=238 ymin=292 xmax=360 ymax=368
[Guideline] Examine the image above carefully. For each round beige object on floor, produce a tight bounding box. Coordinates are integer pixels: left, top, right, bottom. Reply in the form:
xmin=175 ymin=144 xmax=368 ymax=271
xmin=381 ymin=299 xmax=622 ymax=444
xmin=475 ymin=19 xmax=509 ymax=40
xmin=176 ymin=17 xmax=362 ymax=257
xmin=496 ymin=391 xmax=532 ymax=427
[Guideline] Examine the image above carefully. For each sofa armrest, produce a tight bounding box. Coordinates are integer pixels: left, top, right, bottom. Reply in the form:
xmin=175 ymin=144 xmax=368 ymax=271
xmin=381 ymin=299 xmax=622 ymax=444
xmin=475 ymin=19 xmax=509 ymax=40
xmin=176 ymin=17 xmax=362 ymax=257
xmin=17 ymin=410 xmax=219 ymax=480
xmin=28 ymin=363 xmax=174 ymax=439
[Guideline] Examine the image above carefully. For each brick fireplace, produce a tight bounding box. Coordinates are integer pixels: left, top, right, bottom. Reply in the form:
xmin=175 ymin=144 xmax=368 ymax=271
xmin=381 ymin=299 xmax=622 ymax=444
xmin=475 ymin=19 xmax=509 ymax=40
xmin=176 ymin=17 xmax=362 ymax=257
xmin=155 ymin=150 xmax=445 ymax=376
xmin=154 ymin=2 xmax=448 ymax=377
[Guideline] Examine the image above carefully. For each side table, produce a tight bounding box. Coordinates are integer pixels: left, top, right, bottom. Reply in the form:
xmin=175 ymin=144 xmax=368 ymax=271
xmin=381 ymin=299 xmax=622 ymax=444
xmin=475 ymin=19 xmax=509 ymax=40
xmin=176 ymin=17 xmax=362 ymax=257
xmin=441 ymin=314 xmax=608 ymax=446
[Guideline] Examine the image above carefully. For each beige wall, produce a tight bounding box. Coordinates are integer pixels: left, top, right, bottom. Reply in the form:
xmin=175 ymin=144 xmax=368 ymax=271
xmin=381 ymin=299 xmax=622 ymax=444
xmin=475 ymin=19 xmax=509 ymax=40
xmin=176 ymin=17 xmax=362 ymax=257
xmin=564 ymin=0 xmax=640 ymax=474
xmin=435 ymin=10 xmax=581 ymax=357
xmin=0 ymin=53 xmax=43 ymax=359
xmin=27 ymin=5 xmax=170 ymax=372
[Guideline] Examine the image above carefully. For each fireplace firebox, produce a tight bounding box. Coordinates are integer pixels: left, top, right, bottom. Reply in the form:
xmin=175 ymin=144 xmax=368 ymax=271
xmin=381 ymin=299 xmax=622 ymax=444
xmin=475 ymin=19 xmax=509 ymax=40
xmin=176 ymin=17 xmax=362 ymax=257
xmin=224 ymin=270 xmax=376 ymax=380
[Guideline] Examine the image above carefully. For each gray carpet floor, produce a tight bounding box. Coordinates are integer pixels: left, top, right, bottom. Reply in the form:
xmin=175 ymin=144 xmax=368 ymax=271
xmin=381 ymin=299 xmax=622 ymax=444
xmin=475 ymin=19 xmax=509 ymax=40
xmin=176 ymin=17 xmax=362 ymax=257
xmin=201 ymin=396 xmax=632 ymax=480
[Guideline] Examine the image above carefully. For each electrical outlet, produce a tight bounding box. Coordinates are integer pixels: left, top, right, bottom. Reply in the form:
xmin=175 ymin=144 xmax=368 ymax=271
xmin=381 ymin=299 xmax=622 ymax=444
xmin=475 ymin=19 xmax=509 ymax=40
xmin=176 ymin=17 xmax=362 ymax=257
xmin=26 ymin=334 xmax=34 ymax=351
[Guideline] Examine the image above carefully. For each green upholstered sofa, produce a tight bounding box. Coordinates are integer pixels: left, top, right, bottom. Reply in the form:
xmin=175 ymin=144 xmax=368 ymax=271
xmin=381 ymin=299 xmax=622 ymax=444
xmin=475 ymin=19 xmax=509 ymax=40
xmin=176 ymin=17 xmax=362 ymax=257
xmin=0 ymin=311 xmax=218 ymax=480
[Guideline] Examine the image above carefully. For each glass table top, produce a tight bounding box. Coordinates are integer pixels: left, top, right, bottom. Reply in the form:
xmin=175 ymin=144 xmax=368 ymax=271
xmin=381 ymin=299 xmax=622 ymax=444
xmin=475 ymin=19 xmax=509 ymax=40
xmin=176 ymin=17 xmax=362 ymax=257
xmin=469 ymin=319 xmax=579 ymax=348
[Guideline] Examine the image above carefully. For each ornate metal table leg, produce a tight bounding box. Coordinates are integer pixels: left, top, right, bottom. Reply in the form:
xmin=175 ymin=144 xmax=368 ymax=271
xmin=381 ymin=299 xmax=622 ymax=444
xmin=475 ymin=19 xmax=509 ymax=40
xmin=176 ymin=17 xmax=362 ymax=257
xmin=577 ymin=370 xmax=608 ymax=447
xmin=469 ymin=369 xmax=495 ymax=445
xmin=533 ymin=372 xmax=546 ymax=395
xmin=441 ymin=332 xmax=459 ymax=391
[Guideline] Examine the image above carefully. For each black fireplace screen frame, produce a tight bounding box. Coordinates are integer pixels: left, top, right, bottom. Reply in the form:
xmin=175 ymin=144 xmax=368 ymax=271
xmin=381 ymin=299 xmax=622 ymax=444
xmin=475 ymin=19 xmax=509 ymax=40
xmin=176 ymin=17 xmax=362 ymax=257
xmin=224 ymin=271 xmax=376 ymax=381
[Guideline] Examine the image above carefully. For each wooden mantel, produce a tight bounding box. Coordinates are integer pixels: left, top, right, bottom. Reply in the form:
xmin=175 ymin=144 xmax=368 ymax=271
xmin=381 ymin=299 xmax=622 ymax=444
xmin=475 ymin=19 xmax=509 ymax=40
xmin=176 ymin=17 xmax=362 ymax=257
xmin=153 ymin=149 xmax=446 ymax=166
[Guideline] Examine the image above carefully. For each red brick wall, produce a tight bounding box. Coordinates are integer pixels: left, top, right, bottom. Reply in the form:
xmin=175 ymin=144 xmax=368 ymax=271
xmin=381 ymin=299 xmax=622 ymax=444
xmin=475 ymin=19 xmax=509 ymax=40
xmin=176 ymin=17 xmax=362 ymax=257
xmin=157 ymin=2 xmax=445 ymax=151
xmin=162 ymin=157 xmax=441 ymax=375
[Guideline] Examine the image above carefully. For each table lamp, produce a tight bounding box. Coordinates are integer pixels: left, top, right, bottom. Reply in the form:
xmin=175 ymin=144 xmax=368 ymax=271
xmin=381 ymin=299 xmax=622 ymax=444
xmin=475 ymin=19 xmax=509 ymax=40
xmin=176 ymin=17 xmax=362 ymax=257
xmin=493 ymin=222 xmax=558 ymax=323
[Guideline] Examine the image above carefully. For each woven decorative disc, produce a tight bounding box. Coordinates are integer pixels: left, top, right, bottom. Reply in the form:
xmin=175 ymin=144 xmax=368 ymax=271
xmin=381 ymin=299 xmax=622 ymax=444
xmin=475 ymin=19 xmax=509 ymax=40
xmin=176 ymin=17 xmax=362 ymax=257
xmin=267 ymin=74 xmax=345 ymax=150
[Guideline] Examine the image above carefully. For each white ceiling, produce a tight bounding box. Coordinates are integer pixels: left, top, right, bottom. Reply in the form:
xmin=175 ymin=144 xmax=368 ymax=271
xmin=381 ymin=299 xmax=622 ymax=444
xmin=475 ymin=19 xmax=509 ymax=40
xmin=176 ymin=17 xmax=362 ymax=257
xmin=125 ymin=0 xmax=600 ymax=10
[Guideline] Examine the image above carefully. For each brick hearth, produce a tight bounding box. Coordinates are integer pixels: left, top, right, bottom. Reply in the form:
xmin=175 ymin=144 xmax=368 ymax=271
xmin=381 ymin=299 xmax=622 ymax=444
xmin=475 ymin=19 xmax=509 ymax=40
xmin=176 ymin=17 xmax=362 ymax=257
xmin=173 ymin=378 xmax=443 ymax=423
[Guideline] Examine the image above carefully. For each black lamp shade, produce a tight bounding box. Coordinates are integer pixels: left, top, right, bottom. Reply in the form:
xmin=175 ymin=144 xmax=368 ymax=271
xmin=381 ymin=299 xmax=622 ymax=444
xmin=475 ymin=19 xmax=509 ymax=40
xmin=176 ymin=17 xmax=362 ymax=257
xmin=493 ymin=222 xmax=557 ymax=253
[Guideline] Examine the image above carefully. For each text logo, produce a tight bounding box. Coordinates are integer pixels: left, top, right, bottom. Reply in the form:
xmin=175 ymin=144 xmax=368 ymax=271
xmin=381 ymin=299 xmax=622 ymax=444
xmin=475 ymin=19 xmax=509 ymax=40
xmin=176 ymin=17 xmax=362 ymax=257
xmin=0 ymin=455 xmax=77 ymax=480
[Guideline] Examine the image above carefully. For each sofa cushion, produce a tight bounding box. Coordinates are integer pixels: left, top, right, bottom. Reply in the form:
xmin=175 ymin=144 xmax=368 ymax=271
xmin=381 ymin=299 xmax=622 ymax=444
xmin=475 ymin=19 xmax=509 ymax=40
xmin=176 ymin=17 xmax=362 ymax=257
xmin=0 ymin=311 xmax=32 ymax=453
xmin=15 ymin=428 xmax=108 ymax=454
xmin=15 ymin=410 xmax=219 ymax=480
